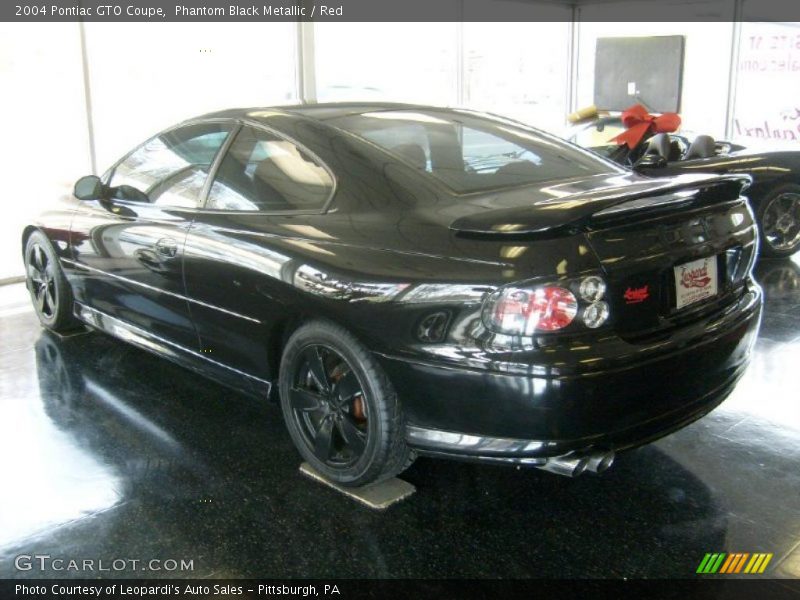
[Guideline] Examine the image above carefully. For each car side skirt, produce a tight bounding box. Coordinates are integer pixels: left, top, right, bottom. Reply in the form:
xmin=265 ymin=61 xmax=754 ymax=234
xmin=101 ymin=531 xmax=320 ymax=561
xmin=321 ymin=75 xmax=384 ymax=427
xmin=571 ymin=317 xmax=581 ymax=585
xmin=73 ymin=303 xmax=271 ymax=399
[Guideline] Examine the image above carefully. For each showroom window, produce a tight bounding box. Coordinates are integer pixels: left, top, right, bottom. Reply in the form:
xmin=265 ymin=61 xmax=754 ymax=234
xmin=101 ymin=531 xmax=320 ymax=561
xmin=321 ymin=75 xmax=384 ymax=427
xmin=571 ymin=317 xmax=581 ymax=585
xmin=84 ymin=22 xmax=299 ymax=171
xmin=205 ymin=125 xmax=334 ymax=212
xmin=462 ymin=20 xmax=572 ymax=130
xmin=108 ymin=122 xmax=233 ymax=208
xmin=731 ymin=20 xmax=800 ymax=147
xmin=314 ymin=22 xmax=459 ymax=106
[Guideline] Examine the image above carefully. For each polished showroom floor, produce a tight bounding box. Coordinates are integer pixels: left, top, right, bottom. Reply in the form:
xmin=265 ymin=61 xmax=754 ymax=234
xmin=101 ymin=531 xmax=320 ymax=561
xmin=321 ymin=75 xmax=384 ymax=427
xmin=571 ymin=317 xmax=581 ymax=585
xmin=1 ymin=257 xmax=799 ymax=579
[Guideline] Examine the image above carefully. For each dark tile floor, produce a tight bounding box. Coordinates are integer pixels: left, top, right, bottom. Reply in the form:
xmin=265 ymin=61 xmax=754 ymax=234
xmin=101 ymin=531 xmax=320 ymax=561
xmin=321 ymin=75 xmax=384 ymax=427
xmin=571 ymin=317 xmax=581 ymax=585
xmin=1 ymin=257 xmax=799 ymax=579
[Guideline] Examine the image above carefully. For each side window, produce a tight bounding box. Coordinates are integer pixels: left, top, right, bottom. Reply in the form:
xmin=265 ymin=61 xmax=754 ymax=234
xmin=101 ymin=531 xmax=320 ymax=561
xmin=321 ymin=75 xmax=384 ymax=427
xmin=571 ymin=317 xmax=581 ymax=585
xmin=206 ymin=125 xmax=333 ymax=212
xmin=109 ymin=123 xmax=232 ymax=208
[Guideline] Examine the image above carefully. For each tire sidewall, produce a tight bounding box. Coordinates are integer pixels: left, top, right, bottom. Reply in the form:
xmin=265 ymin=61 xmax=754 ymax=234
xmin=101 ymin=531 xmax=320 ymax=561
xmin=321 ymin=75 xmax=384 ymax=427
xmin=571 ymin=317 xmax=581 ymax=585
xmin=279 ymin=322 xmax=390 ymax=486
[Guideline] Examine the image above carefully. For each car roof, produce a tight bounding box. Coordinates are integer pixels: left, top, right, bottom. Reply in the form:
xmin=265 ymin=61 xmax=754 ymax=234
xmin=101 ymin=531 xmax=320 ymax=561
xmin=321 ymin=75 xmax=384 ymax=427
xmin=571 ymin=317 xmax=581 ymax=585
xmin=197 ymin=102 xmax=459 ymax=123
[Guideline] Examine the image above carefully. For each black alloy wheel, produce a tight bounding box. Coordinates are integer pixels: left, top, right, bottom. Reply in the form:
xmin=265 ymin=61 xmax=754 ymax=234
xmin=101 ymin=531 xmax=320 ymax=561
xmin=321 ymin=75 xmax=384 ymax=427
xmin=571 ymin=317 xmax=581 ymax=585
xmin=279 ymin=320 xmax=412 ymax=487
xmin=27 ymin=242 xmax=57 ymax=320
xmin=24 ymin=231 xmax=79 ymax=331
xmin=759 ymin=185 xmax=800 ymax=257
xmin=288 ymin=344 xmax=370 ymax=468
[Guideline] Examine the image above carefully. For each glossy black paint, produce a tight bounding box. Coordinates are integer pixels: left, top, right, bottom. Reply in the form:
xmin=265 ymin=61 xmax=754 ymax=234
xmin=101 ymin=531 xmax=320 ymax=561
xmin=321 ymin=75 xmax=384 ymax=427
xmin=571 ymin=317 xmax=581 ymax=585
xmin=23 ymin=103 xmax=763 ymax=466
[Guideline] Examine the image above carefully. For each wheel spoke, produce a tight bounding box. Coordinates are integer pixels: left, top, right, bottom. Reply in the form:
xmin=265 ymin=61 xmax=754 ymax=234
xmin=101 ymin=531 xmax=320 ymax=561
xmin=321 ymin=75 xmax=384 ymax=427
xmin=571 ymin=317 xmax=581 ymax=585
xmin=28 ymin=265 xmax=43 ymax=284
xmin=29 ymin=247 xmax=40 ymax=270
xmin=36 ymin=246 xmax=47 ymax=271
xmin=44 ymin=285 xmax=56 ymax=313
xmin=336 ymin=415 xmax=366 ymax=455
xmin=333 ymin=370 xmax=360 ymax=404
xmin=289 ymin=386 xmax=325 ymax=412
xmin=305 ymin=346 xmax=330 ymax=392
xmin=35 ymin=288 xmax=46 ymax=311
xmin=313 ymin=415 xmax=335 ymax=461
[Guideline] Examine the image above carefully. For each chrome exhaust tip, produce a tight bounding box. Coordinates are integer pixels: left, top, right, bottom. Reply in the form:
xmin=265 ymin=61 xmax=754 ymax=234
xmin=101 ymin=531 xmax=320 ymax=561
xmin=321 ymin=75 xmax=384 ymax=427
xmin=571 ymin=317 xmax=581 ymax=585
xmin=585 ymin=450 xmax=615 ymax=474
xmin=537 ymin=455 xmax=589 ymax=478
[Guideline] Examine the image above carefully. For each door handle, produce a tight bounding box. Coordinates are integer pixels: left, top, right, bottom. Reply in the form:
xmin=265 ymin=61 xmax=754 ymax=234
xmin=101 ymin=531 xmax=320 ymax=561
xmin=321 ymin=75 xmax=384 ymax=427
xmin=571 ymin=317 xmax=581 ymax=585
xmin=154 ymin=237 xmax=178 ymax=258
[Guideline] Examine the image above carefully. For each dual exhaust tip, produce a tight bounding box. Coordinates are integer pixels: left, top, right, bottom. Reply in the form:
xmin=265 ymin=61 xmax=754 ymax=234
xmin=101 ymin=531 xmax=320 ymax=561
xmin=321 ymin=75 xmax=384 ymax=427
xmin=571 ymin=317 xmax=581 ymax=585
xmin=537 ymin=450 xmax=615 ymax=477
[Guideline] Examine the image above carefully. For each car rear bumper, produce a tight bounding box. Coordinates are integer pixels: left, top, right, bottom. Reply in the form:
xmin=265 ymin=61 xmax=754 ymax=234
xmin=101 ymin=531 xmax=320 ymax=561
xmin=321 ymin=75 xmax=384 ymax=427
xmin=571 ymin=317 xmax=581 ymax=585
xmin=378 ymin=285 xmax=762 ymax=465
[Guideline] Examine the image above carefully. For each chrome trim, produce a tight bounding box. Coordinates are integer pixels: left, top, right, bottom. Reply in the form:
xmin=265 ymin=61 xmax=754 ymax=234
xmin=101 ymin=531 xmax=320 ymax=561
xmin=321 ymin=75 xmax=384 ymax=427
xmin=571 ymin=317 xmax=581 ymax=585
xmin=75 ymin=303 xmax=270 ymax=387
xmin=62 ymin=258 xmax=261 ymax=324
xmin=405 ymin=424 xmax=548 ymax=456
xmin=406 ymin=425 xmax=616 ymax=477
xmin=198 ymin=121 xmax=242 ymax=206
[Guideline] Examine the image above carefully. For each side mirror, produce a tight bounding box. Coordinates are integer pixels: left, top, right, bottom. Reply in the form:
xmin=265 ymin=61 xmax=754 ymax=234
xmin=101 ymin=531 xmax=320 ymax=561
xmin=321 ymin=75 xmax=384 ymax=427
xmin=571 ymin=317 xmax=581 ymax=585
xmin=74 ymin=175 xmax=104 ymax=200
xmin=634 ymin=153 xmax=668 ymax=171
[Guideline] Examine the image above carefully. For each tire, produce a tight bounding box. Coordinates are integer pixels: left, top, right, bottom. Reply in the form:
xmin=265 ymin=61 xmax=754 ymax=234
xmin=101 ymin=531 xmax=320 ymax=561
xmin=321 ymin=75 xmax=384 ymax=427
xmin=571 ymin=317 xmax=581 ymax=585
xmin=24 ymin=230 xmax=80 ymax=332
xmin=279 ymin=320 xmax=413 ymax=487
xmin=756 ymin=184 xmax=800 ymax=258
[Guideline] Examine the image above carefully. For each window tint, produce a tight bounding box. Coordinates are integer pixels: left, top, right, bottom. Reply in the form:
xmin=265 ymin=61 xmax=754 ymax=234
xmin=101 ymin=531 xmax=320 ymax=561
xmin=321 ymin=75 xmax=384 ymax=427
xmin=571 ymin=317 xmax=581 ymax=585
xmin=331 ymin=110 xmax=620 ymax=193
xmin=109 ymin=123 xmax=232 ymax=208
xmin=206 ymin=126 xmax=333 ymax=212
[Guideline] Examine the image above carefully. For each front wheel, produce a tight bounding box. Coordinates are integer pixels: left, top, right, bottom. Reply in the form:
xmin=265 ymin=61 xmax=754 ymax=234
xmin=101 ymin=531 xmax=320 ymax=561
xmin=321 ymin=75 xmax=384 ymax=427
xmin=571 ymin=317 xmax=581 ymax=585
xmin=757 ymin=184 xmax=800 ymax=257
xmin=24 ymin=231 xmax=79 ymax=332
xmin=279 ymin=320 xmax=413 ymax=487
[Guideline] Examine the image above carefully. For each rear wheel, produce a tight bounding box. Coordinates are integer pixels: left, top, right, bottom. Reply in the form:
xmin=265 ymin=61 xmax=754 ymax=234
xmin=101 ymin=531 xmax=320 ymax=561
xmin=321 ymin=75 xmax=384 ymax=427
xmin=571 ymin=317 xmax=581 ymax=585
xmin=757 ymin=184 xmax=800 ymax=257
xmin=279 ymin=320 xmax=412 ymax=487
xmin=24 ymin=231 xmax=79 ymax=332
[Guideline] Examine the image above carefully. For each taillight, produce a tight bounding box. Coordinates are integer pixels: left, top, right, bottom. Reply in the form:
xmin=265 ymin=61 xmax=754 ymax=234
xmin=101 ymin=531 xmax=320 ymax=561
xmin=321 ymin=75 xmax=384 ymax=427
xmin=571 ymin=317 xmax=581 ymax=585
xmin=486 ymin=286 xmax=578 ymax=335
xmin=484 ymin=275 xmax=611 ymax=336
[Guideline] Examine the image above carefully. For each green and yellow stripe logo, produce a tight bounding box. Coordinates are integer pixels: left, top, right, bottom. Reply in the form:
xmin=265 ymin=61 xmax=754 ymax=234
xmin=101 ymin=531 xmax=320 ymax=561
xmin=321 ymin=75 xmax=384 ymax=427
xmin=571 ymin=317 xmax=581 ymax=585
xmin=696 ymin=552 xmax=773 ymax=574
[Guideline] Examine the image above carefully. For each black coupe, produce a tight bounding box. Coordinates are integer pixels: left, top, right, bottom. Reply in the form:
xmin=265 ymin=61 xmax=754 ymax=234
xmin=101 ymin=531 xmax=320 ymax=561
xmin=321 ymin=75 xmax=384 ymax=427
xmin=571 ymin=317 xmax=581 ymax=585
xmin=23 ymin=104 xmax=762 ymax=486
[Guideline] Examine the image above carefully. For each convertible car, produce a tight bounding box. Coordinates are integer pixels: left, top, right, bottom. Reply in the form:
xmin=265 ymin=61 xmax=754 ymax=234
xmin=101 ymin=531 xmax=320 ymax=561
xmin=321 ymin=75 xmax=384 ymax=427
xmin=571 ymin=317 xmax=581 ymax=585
xmin=567 ymin=114 xmax=800 ymax=257
xmin=23 ymin=103 xmax=761 ymax=486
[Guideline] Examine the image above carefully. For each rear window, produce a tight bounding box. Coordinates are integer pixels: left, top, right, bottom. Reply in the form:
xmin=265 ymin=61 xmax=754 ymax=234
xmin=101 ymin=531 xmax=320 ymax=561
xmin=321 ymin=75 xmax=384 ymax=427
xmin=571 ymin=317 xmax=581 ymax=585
xmin=329 ymin=110 xmax=620 ymax=193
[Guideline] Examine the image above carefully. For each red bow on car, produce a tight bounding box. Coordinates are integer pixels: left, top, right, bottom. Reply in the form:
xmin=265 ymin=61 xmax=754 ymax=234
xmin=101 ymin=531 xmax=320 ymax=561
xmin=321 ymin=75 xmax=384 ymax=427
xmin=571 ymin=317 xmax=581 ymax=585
xmin=612 ymin=104 xmax=681 ymax=149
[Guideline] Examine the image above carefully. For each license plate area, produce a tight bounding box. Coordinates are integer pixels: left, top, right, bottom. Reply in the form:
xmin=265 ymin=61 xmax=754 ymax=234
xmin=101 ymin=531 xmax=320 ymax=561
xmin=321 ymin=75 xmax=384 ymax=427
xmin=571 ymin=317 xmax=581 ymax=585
xmin=673 ymin=256 xmax=719 ymax=310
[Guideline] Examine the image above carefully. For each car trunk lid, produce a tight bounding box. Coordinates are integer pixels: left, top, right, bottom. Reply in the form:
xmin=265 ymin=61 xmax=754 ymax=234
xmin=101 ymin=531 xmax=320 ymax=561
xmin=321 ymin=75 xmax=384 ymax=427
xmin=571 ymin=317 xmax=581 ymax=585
xmin=448 ymin=172 xmax=749 ymax=238
xmin=447 ymin=171 xmax=755 ymax=341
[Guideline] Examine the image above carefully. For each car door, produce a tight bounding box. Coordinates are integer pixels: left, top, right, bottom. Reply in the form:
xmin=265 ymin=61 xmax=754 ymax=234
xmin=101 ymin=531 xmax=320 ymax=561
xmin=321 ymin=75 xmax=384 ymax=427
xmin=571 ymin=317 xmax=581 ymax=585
xmin=69 ymin=121 xmax=235 ymax=350
xmin=182 ymin=122 xmax=336 ymax=385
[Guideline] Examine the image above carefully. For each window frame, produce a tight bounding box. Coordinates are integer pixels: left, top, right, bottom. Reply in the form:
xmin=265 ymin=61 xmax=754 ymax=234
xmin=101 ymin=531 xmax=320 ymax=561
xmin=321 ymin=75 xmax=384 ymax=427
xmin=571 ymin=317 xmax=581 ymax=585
xmin=101 ymin=118 xmax=237 ymax=211
xmin=196 ymin=118 xmax=338 ymax=216
xmin=100 ymin=117 xmax=338 ymax=216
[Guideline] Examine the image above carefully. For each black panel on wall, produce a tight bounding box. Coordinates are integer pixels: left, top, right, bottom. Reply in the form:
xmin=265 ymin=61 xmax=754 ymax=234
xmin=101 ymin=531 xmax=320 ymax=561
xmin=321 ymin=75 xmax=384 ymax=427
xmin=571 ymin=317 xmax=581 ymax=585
xmin=594 ymin=36 xmax=685 ymax=113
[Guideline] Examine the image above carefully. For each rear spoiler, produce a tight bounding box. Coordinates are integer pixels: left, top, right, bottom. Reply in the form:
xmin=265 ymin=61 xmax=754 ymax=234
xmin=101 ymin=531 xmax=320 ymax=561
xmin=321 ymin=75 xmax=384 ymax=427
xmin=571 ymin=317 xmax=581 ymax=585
xmin=450 ymin=174 xmax=751 ymax=238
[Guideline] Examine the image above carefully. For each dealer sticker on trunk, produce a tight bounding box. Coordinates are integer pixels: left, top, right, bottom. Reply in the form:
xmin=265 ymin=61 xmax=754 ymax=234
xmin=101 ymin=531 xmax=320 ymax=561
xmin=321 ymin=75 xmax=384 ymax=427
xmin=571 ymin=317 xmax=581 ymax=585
xmin=674 ymin=256 xmax=718 ymax=310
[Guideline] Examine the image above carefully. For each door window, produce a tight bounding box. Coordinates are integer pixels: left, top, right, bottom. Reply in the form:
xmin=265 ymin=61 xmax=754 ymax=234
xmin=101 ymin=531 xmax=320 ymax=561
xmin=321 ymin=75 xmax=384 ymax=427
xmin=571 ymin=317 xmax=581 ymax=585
xmin=206 ymin=126 xmax=334 ymax=212
xmin=109 ymin=122 xmax=232 ymax=208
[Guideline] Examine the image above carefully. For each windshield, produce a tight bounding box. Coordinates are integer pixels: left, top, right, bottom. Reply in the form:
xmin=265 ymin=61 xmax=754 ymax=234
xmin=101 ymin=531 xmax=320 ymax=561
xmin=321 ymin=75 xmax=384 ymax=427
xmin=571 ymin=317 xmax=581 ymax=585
xmin=329 ymin=109 xmax=622 ymax=193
